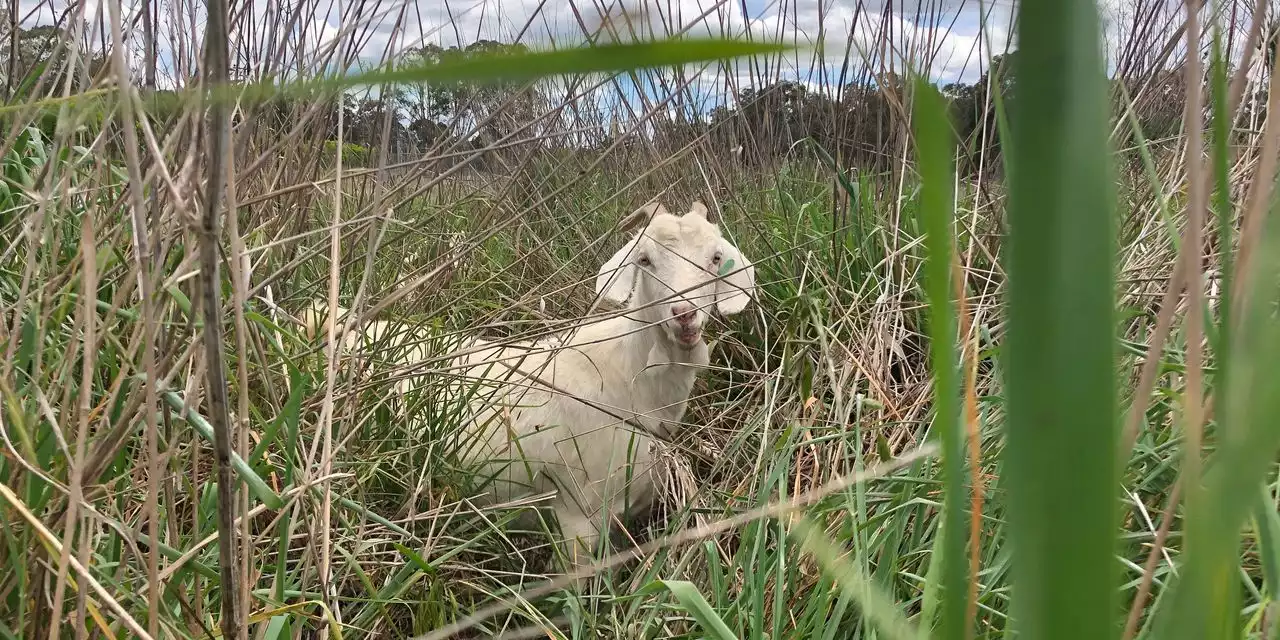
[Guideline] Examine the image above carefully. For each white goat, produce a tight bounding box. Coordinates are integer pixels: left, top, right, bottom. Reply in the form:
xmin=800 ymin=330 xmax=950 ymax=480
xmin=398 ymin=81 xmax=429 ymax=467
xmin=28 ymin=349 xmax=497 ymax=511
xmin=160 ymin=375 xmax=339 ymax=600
xmin=448 ymin=200 xmax=757 ymax=567
xmin=296 ymin=200 xmax=758 ymax=568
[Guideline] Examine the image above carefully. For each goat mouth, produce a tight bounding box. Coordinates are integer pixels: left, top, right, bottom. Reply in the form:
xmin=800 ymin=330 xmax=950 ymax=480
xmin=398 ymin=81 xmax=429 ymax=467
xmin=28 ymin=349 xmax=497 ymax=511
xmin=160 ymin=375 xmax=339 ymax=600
xmin=673 ymin=327 xmax=702 ymax=347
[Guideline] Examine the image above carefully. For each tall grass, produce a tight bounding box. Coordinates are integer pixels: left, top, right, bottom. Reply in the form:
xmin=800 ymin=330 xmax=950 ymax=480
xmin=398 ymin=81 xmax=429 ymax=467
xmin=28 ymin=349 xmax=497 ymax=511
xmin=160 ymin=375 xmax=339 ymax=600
xmin=1 ymin=0 xmax=1279 ymax=639
xmin=1000 ymin=1 xmax=1119 ymax=638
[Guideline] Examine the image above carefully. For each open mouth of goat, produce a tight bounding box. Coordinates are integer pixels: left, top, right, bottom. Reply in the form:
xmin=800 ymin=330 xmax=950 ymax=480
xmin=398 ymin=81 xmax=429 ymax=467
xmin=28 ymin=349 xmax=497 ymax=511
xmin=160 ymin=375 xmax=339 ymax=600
xmin=673 ymin=327 xmax=702 ymax=347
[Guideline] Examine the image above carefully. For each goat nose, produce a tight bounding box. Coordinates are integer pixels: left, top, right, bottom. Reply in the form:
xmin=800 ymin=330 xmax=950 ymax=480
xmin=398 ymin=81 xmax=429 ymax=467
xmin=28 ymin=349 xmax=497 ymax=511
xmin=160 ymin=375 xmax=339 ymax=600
xmin=671 ymin=303 xmax=695 ymax=324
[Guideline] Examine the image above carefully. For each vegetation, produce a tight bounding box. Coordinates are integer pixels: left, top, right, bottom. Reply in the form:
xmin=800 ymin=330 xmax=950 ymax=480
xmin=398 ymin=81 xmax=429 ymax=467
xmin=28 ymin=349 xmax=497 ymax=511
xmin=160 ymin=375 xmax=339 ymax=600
xmin=1 ymin=1 xmax=1279 ymax=640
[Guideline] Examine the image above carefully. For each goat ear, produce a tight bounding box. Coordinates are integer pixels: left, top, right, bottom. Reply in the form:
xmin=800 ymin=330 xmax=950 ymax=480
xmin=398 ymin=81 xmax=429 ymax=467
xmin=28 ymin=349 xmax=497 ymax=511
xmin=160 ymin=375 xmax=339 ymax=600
xmin=688 ymin=200 xmax=720 ymax=223
xmin=595 ymin=237 xmax=640 ymax=304
xmin=620 ymin=201 xmax=666 ymax=232
xmin=714 ymin=243 xmax=756 ymax=315
xmin=301 ymin=302 xmax=349 ymax=341
xmin=597 ymin=202 xmax=662 ymax=304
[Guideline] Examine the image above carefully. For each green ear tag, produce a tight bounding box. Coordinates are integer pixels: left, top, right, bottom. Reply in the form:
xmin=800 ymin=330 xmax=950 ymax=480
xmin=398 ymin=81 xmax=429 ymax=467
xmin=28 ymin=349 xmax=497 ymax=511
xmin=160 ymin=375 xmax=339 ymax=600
xmin=718 ymin=258 xmax=736 ymax=277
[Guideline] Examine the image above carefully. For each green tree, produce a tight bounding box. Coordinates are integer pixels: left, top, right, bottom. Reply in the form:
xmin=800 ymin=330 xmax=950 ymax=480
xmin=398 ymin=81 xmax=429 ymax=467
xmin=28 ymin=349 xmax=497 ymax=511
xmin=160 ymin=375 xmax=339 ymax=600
xmin=1 ymin=24 xmax=106 ymax=100
xmin=396 ymin=40 xmax=546 ymax=155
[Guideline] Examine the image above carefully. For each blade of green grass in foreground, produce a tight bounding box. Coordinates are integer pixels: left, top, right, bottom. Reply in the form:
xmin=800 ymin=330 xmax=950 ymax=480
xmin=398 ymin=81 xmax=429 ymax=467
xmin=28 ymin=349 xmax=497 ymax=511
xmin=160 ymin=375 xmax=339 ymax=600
xmin=327 ymin=37 xmax=788 ymax=89
xmin=1150 ymin=190 xmax=1280 ymax=639
xmin=1208 ymin=12 xmax=1234 ymax=355
xmin=911 ymin=77 xmax=968 ymax=640
xmin=1252 ymin=483 xmax=1280 ymax=600
xmin=787 ymin=515 xmax=921 ymax=640
xmin=642 ymin=580 xmax=739 ymax=640
xmin=1001 ymin=0 xmax=1120 ymax=638
xmin=1 ymin=37 xmax=791 ymax=117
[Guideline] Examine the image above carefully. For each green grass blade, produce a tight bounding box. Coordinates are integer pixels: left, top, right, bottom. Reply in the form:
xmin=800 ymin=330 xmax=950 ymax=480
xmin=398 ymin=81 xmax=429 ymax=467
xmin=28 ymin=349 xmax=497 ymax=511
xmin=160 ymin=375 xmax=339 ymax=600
xmin=217 ymin=36 xmax=791 ymax=107
xmin=911 ymin=76 xmax=968 ymax=640
xmin=261 ymin=615 xmax=291 ymax=640
xmin=249 ymin=364 xmax=306 ymax=466
xmin=393 ymin=543 xmax=437 ymax=575
xmin=1001 ymin=0 xmax=1120 ymax=638
xmin=331 ymin=494 xmax=414 ymax=539
xmin=1253 ymin=483 xmax=1280 ymax=597
xmin=644 ymin=579 xmax=740 ymax=640
xmin=151 ymin=378 xmax=284 ymax=509
xmin=1152 ymin=183 xmax=1280 ymax=639
xmin=335 ymin=37 xmax=788 ymax=88
xmin=3 ymin=37 xmax=791 ymax=118
xmin=788 ymin=515 xmax=921 ymax=640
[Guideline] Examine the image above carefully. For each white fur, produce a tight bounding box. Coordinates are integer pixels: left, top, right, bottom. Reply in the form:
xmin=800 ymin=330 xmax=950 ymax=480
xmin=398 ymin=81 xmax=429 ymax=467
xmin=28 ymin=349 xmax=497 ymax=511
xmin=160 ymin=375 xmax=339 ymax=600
xmin=448 ymin=201 xmax=757 ymax=567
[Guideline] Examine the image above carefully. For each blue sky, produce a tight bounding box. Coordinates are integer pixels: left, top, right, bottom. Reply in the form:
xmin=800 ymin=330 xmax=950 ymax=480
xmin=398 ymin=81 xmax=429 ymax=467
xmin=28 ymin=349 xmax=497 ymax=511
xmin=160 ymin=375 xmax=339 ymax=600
xmin=16 ymin=0 xmax=1265 ymax=124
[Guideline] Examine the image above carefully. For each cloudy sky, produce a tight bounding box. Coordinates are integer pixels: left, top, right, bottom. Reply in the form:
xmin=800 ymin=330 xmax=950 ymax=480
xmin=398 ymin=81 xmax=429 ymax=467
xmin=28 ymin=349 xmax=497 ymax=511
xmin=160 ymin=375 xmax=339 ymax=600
xmin=356 ymin=0 xmax=1021 ymax=84
xmin=335 ymin=0 xmax=1212 ymax=84
xmin=21 ymin=0 xmax=1022 ymax=82
xmin=15 ymin=0 xmax=1258 ymax=112
xmin=278 ymin=0 xmax=1027 ymax=123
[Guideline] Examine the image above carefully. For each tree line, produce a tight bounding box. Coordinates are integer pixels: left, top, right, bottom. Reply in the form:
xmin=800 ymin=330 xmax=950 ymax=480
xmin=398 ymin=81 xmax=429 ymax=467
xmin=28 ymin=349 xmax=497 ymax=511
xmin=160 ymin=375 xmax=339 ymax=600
xmin=4 ymin=24 xmax=1272 ymax=179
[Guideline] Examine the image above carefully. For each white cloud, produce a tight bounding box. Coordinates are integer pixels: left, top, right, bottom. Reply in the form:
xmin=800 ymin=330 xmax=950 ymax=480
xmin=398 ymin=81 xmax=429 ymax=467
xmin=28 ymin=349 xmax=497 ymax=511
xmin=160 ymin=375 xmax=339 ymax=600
xmin=305 ymin=0 xmax=1015 ymax=84
xmin=17 ymin=0 xmax=1271 ymax=86
xmin=33 ymin=0 xmax=1264 ymax=123
xmin=13 ymin=0 xmax=1025 ymax=91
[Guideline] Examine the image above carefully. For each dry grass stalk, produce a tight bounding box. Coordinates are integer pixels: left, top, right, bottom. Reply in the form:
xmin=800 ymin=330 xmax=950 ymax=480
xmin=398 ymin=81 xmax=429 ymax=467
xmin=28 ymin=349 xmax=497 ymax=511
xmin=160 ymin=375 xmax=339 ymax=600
xmin=196 ymin=0 xmax=241 ymax=634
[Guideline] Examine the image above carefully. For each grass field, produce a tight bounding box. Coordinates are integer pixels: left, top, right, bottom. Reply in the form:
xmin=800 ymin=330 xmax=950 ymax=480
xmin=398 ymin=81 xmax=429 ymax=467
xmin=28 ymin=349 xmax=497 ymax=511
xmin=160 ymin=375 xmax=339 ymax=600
xmin=2 ymin=0 xmax=1280 ymax=638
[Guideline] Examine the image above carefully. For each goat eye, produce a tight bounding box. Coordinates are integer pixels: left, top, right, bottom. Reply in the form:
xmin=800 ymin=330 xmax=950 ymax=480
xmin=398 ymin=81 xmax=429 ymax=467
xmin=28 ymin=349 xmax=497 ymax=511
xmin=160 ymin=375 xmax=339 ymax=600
xmin=637 ymin=255 xmax=651 ymax=267
xmin=711 ymin=253 xmax=722 ymax=265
